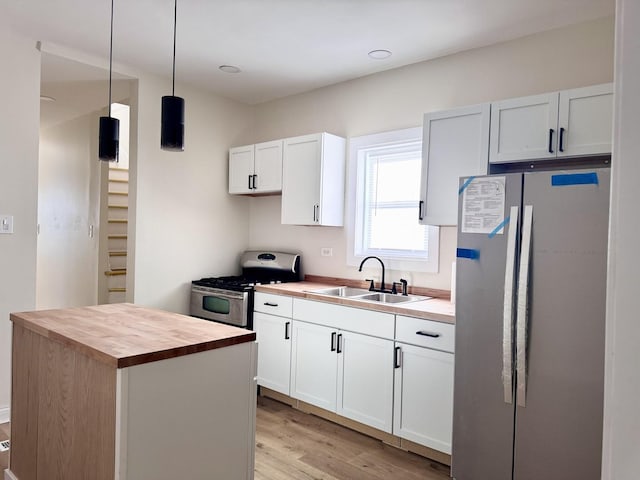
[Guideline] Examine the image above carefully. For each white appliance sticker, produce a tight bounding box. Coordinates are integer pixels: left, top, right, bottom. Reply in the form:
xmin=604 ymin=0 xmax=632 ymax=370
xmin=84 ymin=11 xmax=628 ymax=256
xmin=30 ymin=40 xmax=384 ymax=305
xmin=461 ymin=176 xmax=506 ymax=234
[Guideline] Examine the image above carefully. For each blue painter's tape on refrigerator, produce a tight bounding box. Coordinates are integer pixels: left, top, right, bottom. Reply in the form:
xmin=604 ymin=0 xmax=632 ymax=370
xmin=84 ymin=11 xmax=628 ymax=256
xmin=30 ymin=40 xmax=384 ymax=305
xmin=488 ymin=216 xmax=511 ymax=239
xmin=457 ymin=248 xmax=480 ymax=260
xmin=551 ymin=172 xmax=599 ymax=187
xmin=458 ymin=176 xmax=476 ymax=195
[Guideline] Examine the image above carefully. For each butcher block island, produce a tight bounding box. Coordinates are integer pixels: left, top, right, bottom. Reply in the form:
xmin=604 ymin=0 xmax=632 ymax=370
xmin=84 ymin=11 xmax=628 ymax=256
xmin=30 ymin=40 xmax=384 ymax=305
xmin=7 ymin=303 xmax=257 ymax=480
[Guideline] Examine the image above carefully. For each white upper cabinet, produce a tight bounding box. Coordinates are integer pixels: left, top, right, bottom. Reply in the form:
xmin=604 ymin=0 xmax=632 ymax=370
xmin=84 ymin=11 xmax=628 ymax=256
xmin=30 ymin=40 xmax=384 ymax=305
xmin=228 ymin=140 xmax=283 ymax=194
xmin=419 ymin=104 xmax=490 ymax=226
xmin=281 ymin=132 xmax=346 ymax=226
xmin=489 ymin=83 xmax=613 ymax=163
xmin=228 ymin=144 xmax=255 ymax=194
xmin=489 ymin=92 xmax=559 ymax=163
xmin=557 ymin=83 xmax=613 ymax=157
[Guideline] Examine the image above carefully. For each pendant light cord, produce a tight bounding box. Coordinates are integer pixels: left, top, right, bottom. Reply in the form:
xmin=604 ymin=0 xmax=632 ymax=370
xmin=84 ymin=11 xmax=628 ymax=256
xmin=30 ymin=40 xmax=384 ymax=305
xmin=172 ymin=0 xmax=177 ymax=96
xmin=108 ymin=0 xmax=114 ymax=117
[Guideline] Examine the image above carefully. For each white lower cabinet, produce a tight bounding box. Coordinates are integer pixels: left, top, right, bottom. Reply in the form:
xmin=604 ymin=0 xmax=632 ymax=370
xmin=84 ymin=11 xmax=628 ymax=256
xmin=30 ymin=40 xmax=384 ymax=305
xmin=394 ymin=315 xmax=455 ymax=454
xmin=290 ymin=321 xmax=395 ymax=433
xmin=337 ymin=330 xmax=394 ymax=433
xmin=254 ymin=292 xmax=293 ymax=395
xmin=256 ymin=295 xmax=455 ymax=455
xmin=254 ymin=311 xmax=292 ymax=395
xmin=393 ymin=343 xmax=454 ymax=454
xmin=290 ymin=320 xmax=338 ymax=411
xmin=290 ymin=299 xmax=395 ymax=433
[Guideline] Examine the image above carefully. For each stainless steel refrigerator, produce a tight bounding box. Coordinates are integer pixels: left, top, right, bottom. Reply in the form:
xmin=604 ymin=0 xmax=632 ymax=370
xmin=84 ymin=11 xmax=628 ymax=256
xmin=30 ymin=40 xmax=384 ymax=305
xmin=452 ymin=168 xmax=609 ymax=480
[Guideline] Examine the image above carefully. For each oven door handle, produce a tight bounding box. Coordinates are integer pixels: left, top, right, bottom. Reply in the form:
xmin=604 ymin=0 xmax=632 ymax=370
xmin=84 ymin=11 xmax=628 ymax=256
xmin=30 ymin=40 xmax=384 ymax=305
xmin=192 ymin=287 xmax=247 ymax=300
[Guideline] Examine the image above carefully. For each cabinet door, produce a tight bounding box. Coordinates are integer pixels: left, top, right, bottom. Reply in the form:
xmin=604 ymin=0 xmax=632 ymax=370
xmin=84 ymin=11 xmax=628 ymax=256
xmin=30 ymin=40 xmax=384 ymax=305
xmin=316 ymin=133 xmax=346 ymax=226
xmin=337 ymin=331 xmax=394 ymax=433
xmin=254 ymin=312 xmax=291 ymax=395
xmin=489 ymin=93 xmax=559 ymax=163
xmin=228 ymin=145 xmax=254 ymax=194
xmin=393 ymin=342 xmax=454 ymax=454
xmin=557 ymin=83 xmax=613 ymax=157
xmin=281 ymin=134 xmax=322 ymax=225
xmin=254 ymin=140 xmax=283 ymax=193
xmin=290 ymin=321 xmax=337 ymax=411
xmin=420 ymin=104 xmax=490 ymax=226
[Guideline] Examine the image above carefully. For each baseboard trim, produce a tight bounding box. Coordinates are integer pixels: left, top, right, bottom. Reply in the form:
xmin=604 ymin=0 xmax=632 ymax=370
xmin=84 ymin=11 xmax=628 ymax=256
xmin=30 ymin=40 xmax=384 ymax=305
xmin=5 ymin=469 xmax=18 ymax=480
xmin=0 ymin=407 xmax=9 ymax=424
xmin=259 ymin=387 xmax=451 ymax=466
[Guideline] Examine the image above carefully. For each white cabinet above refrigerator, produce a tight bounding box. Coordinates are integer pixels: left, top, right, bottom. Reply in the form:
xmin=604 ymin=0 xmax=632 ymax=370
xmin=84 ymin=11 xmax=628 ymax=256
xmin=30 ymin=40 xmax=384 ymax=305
xmin=489 ymin=83 xmax=613 ymax=164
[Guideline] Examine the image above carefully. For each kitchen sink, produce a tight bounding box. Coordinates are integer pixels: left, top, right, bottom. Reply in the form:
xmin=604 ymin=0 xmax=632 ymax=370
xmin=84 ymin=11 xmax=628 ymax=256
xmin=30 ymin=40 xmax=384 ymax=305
xmin=307 ymin=286 xmax=428 ymax=304
xmin=307 ymin=286 xmax=371 ymax=297
xmin=353 ymin=292 xmax=427 ymax=304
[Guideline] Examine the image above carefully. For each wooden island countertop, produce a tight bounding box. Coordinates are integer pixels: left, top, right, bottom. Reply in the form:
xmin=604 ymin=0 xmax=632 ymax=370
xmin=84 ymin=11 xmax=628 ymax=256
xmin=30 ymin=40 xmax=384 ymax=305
xmin=9 ymin=303 xmax=258 ymax=480
xmin=10 ymin=302 xmax=256 ymax=368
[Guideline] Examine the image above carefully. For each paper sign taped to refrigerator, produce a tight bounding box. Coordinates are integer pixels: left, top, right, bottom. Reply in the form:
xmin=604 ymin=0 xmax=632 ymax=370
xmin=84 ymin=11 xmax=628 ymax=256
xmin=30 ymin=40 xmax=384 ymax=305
xmin=461 ymin=176 xmax=506 ymax=234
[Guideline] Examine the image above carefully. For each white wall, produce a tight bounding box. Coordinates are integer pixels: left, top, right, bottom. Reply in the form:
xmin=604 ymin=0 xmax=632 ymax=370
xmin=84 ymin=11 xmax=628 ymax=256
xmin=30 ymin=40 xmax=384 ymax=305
xmin=0 ymin=29 xmax=40 ymax=422
xmin=248 ymin=17 xmax=614 ymax=290
xmin=130 ymin=74 xmax=255 ymax=313
xmin=35 ymin=43 xmax=256 ymax=315
xmin=37 ymin=112 xmax=100 ymax=309
xmin=602 ymin=0 xmax=640 ymax=478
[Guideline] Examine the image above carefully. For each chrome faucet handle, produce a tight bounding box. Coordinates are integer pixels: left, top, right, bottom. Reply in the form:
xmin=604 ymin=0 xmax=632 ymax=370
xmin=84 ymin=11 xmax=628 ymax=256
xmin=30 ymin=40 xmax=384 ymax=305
xmin=365 ymin=279 xmax=376 ymax=291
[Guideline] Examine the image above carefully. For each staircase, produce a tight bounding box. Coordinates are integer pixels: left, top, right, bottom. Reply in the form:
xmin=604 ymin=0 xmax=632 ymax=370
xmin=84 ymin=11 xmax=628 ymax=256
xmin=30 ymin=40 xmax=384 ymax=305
xmin=105 ymin=167 xmax=129 ymax=303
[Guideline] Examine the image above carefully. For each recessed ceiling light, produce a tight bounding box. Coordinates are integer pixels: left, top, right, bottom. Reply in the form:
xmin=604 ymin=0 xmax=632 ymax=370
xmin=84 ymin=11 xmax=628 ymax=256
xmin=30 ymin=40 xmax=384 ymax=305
xmin=219 ymin=65 xmax=241 ymax=74
xmin=368 ymin=49 xmax=392 ymax=60
xmin=40 ymin=95 xmax=56 ymax=102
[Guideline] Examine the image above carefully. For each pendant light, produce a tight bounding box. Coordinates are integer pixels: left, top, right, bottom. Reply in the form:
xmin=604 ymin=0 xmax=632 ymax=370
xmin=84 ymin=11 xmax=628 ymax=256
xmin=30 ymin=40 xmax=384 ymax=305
xmin=99 ymin=0 xmax=119 ymax=161
xmin=161 ymin=0 xmax=185 ymax=151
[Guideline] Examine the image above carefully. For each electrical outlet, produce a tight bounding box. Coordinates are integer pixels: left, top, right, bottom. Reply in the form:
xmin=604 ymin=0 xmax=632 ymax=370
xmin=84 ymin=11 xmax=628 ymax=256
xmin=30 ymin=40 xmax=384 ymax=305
xmin=321 ymin=247 xmax=333 ymax=257
xmin=0 ymin=215 xmax=14 ymax=234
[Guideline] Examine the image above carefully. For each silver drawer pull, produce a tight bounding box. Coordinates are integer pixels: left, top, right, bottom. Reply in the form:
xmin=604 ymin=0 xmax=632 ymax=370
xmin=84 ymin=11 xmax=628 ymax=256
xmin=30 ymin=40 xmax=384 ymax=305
xmin=264 ymin=302 xmax=279 ymax=307
xmin=416 ymin=330 xmax=441 ymax=338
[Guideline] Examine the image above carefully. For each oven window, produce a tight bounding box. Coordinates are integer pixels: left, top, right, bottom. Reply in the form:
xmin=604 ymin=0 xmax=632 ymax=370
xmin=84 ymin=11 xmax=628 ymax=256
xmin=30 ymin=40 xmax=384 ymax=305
xmin=202 ymin=296 xmax=231 ymax=315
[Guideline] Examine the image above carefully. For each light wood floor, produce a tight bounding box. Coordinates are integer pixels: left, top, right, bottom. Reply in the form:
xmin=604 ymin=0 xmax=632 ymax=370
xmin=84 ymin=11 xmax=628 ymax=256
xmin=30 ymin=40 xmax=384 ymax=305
xmin=0 ymin=422 xmax=8 ymax=473
xmin=0 ymin=398 xmax=451 ymax=479
xmin=256 ymin=396 xmax=450 ymax=480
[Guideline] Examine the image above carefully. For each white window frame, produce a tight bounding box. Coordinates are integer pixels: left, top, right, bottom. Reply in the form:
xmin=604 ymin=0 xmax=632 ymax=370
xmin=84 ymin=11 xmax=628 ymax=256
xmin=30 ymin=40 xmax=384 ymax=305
xmin=346 ymin=127 xmax=439 ymax=273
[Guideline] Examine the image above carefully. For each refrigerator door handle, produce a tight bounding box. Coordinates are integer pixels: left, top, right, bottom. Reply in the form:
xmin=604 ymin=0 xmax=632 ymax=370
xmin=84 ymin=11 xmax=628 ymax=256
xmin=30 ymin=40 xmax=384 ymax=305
xmin=502 ymin=205 xmax=519 ymax=404
xmin=516 ymin=205 xmax=534 ymax=407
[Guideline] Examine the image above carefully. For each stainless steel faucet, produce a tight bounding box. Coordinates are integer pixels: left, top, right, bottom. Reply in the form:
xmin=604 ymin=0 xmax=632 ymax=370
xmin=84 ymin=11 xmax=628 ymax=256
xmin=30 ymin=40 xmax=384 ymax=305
xmin=358 ymin=256 xmax=387 ymax=293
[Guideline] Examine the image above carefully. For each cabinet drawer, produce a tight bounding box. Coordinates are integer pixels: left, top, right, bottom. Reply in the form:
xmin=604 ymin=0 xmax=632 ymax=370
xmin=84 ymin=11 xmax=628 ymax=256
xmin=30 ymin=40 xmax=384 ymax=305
xmin=293 ymin=299 xmax=394 ymax=339
xmin=254 ymin=292 xmax=293 ymax=317
xmin=396 ymin=316 xmax=455 ymax=353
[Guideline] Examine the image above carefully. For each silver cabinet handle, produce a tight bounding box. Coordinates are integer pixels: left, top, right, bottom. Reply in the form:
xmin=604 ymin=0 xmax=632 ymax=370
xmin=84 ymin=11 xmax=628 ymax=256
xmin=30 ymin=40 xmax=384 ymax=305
xmin=516 ymin=205 xmax=533 ymax=407
xmin=502 ymin=205 xmax=519 ymax=404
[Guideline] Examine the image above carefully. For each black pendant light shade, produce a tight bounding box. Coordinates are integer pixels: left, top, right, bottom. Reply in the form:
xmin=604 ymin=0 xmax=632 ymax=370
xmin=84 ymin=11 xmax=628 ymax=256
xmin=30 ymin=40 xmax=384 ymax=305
xmin=161 ymin=95 xmax=184 ymax=151
xmin=161 ymin=0 xmax=185 ymax=151
xmin=99 ymin=116 xmax=120 ymax=161
xmin=99 ymin=0 xmax=119 ymax=161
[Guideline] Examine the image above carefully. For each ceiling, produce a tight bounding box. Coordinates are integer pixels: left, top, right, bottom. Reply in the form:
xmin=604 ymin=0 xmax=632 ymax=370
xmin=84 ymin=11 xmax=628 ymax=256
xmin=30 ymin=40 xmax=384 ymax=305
xmin=2 ymin=0 xmax=614 ymax=105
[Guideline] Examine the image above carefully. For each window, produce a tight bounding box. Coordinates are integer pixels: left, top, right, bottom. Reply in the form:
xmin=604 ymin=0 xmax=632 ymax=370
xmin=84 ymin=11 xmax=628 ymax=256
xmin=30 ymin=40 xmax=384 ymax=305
xmin=347 ymin=127 xmax=439 ymax=273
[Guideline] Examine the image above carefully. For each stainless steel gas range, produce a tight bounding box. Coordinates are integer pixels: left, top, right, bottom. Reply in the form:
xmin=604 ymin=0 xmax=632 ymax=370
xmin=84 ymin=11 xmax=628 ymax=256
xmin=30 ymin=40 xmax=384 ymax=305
xmin=190 ymin=251 xmax=301 ymax=329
